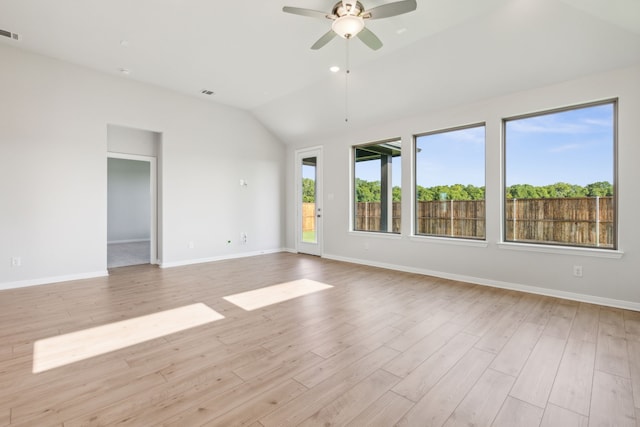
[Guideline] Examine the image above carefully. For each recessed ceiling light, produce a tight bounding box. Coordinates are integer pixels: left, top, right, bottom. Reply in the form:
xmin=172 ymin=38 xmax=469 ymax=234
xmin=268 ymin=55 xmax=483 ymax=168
xmin=119 ymin=68 xmax=131 ymax=75
xmin=329 ymin=66 xmax=340 ymax=73
xmin=120 ymin=40 xmax=130 ymax=47
xmin=396 ymin=28 xmax=407 ymax=35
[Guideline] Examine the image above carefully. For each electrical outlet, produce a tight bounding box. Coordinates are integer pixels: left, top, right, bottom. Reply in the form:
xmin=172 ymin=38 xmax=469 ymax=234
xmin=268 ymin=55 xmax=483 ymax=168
xmin=188 ymin=241 xmax=194 ymax=249
xmin=573 ymin=265 xmax=583 ymax=278
xmin=11 ymin=257 xmax=21 ymax=267
xmin=240 ymin=232 xmax=247 ymax=244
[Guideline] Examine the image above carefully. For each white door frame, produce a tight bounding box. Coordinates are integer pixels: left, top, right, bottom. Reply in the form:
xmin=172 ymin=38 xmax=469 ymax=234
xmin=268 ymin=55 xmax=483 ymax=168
xmin=295 ymin=146 xmax=323 ymax=256
xmin=107 ymin=152 xmax=158 ymax=265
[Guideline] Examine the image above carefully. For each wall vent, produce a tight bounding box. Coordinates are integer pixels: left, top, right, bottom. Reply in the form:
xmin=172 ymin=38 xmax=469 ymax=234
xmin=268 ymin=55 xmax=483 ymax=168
xmin=201 ymin=89 xmax=214 ymax=96
xmin=0 ymin=29 xmax=20 ymax=41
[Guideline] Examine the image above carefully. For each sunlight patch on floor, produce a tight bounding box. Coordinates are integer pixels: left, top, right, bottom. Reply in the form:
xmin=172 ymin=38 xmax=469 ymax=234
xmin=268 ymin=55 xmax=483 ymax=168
xmin=223 ymin=279 xmax=333 ymax=311
xmin=32 ymin=303 xmax=224 ymax=373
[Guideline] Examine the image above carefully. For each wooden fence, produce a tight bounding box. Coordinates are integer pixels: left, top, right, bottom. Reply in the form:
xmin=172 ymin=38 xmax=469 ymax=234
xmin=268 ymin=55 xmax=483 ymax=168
xmin=302 ymin=203 xmax=316 ymax=232
xmin=354 ymin=202 xmax=402 ymax=233
xmin=353 ymin=196 xmax=614 ymax=247
xmin=505 ymin=196 xmax=614 ymax=247
xmin=416 ymin=200 xmax=485 ymax=239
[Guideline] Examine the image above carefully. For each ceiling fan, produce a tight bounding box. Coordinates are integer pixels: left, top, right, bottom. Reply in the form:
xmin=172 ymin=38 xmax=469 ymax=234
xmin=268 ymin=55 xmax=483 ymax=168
xmin=283 ymin=0 xmax=417 ymax=51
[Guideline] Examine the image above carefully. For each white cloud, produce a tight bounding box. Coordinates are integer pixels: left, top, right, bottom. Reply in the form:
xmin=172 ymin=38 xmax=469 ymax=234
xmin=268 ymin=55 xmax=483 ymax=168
xmin=508 ymin=116 xmax=588 ymax=134
xmin=549 ymin=143 xmax=581 ymax=153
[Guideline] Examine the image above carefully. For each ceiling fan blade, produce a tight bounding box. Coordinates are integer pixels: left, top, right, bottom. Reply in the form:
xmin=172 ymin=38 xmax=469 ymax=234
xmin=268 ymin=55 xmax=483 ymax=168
xmin=357 ymin=27 xmax=383 ymax=50
xmin=311 ymin=30 xmax=338 ymax=50
xmin=363 ymin=0 xmax=417 ymax=19
xmin=282 ymin=6 xmax=331 ymax=20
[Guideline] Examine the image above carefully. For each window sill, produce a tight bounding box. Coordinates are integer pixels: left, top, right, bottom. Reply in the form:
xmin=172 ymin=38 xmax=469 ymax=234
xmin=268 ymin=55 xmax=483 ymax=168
xmin=349 ymin=230 xmax=402 ymax=240
xmin=497 ymin=242 xmax=624 ymax=259
xmin=409 ymin=235 xmax=489 ymax=248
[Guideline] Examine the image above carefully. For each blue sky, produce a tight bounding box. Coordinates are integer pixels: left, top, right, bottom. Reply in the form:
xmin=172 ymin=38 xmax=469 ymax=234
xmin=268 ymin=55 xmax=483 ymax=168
xmin=416 ymin=125 xmax=485 ymax=187
xmin=302 ymin=164 xmax=315 ymax=180
xmin=505 ymin=103 xmax=614 ymax=187
xmin=353 ymin=103 xmax=614 ymax=188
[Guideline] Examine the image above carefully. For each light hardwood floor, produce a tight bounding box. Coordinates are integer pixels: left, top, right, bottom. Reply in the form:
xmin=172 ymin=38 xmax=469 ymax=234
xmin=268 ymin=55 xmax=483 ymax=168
xmin=1 ymin=253 xmax=638 ymax=426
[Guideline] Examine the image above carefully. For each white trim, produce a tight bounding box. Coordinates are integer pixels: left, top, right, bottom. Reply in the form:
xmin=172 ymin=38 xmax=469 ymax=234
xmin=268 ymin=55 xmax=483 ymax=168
xmin=349 ymin=231 xmax=403 ymax=240
xmin=159 ymin=248 xmax=285 ymax=269
xmin=107 ymin=239 xmax=151 ymax=244
xmin=497 ymin=242 xmax=624 ymax=259
xmin=107 ymin=152 xmax=159 ymax=265
xmin=107 ymin=152 xmax=154 ymax=162
xmin=409 ymin=235 xmax=489 ymax=248
xmin=322 ymin=253 xmax=640 ymax=312
xmin=0 ymin=271 xmax=109 ymax=291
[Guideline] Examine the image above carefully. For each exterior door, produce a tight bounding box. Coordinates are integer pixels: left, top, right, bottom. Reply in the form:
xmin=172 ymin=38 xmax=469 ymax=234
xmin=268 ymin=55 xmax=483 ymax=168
xmin=296 ymin=147 xmax=323 ymax=256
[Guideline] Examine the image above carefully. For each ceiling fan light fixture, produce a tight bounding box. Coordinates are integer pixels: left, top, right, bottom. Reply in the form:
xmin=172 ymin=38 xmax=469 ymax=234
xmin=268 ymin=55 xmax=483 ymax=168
xmin=331 ymin=15 xmax=365 ymax=39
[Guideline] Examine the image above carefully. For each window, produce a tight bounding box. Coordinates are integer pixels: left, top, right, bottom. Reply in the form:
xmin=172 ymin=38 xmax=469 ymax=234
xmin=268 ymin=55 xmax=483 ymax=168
xmin=415 ymin=124 xmax=486 ymax=239
xmin=504 ymin=100 xmax=616 ymax=249
xmin=353 ymin=139 xmax=401 ymax=233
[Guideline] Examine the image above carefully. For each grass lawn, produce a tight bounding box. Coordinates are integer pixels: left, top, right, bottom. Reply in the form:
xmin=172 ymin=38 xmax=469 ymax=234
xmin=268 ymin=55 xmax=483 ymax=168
xmin=302 ymin=230 xmax=316 ymax=243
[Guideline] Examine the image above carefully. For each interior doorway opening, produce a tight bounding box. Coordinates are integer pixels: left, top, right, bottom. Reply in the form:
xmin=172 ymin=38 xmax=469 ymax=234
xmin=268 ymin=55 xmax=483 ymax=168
xmin=107 ymin=156 xmax=155 ymax=268
xmin=107 ymin=124 xmax=161 ymax=269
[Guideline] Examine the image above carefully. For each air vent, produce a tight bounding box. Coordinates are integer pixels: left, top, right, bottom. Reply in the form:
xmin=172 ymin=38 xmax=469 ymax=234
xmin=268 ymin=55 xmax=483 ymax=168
xmin=201 ymin=89 xmax=215 ymax=96
xmin=0 ymin=29 xmax=20 ymax=41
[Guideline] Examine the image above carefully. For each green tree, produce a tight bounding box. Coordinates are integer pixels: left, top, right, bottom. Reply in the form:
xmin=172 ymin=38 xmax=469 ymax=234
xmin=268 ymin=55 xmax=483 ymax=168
xmin=416 ymin=185 xmax=436 ymax=201
xmin=302 ymin=178 xmax=315 ymax=202
xmin=355 ymin=178 xmax=380 ymax=202
xmin=433 ymin=185 xmax=452 ymax=200
xmin=585 ymin=181 xmax=613 ymax=197
xmin=506 ymin=181 xmax=612 ymax=199
xmin=507 ymin=184 xmax=542 ymax=199
xmin=392 ymin=186 xmax=402 ymax=202
xmin=447 ymin=184 xmax=469 ymax=200
xmin=465 ymin=184 xmax=485 ymax=200
xmin=542 ymin=182 xmax=585 ymax=198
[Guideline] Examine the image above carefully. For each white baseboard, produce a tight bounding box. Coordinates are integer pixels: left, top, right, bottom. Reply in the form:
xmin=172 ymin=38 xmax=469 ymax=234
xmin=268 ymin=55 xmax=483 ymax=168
xmin=160 ymin=248 xmax=286 ymax=269
xmin=0 ymin=270 xmax=109 ymax=291
xmin=323 ymin=253 xmax=640 ymax=312
xmin=108 ymin=239 xmax=151 ymax=244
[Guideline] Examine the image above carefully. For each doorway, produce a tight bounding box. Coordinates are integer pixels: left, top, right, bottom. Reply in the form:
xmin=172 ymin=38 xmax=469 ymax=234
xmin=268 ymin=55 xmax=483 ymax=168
xmin=107 ymin=153 xmax=157 ymax=268
xmin=296 ymin=147 xmax=323 ymax=256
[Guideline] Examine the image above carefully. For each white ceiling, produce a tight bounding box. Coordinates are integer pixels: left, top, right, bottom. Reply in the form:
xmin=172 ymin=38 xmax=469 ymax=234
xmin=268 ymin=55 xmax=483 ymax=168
xmin=1 ymin=0 xmax=639 ymax=144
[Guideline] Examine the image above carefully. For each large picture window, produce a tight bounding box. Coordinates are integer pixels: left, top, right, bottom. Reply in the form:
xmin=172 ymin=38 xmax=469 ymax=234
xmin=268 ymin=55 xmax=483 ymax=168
xmin=353 ymin=139 xmax=401 ymax=233
xmin=504 ymin=100 xmax=616 ymax=249
xmin=415 ymin=124 xmax=486 ymax=239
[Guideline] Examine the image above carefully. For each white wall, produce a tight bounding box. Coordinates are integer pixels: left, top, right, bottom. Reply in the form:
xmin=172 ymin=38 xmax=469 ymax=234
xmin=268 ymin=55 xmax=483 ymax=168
xmin=107 ymin=125 xmax=159 ymax=157
xmin=286 ymin=64 xmax=640 ymax=309
xmin=0 ymin=44 xmax=285 ymax=288
xmin=107 ymin=158 xmax=151 ymax=243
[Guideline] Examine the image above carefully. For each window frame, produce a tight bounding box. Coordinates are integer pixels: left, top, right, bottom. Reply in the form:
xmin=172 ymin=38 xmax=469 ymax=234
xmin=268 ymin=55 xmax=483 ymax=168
xmin=351 ymin=137 xmax=402 ymax=235
xmin=413 ymin=122 xmax=487 ymax=241
xmin=501 ymin=99 xmax=618 ymax=250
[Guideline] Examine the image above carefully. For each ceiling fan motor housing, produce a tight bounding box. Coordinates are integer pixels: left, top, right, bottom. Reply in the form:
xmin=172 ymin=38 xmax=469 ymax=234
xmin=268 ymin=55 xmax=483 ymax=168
xmin=331 ymin=1 xmax=366 ymax=38
xmin=332 ymin=1 xmax=365 ymax=17
xmin=283 ymin=0 xmax=417 ymax=50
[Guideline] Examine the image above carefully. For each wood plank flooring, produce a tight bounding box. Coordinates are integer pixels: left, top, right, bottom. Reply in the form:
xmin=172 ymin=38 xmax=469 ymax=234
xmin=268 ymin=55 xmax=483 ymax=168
xmin=0 ymin=252 xmax=638 ymax=426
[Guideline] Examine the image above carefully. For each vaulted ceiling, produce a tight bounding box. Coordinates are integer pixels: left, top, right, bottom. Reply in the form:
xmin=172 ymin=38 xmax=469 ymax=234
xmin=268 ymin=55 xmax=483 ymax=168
xmin=1 ymin=0 xmax=639 ymax=144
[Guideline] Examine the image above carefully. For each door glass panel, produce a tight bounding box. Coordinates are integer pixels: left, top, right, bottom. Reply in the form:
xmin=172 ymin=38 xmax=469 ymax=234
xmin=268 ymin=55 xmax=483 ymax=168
xmin=302 ymin=157 xmax=317 ymax=243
